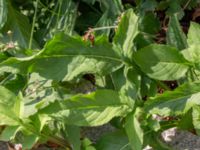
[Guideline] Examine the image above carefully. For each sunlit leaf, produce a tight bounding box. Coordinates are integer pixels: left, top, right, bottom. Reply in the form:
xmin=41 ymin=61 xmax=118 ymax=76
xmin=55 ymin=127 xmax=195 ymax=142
xmin=0 ymin=34 xmax=122 ymax=81
xmin=166 ymin=14 xmax=188 ymax=50
xmin=133 ymin=44 xmax=189 ymax=80
xmin=145 ymin=82 xmax=200 ymax=116
xmin=38 ymin=90 xmax=133 ymax=126
xmin=187 ymin=22 xmax=200 ymax=45
xmin=114 ymin=9 xmax=138 ymax=57
xmin=125 ymin=108 xmax=143 ymax=150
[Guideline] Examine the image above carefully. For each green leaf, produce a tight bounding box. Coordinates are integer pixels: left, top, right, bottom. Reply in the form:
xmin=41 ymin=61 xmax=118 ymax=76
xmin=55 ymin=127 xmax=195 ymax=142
xmin=125 ymin=108 xmax=143 ymax=150
xmin=95 ymin=130 xmax=131 ymax=150
xmin=39 ymin=0 xmax=78 ymax=43
xmin=133 ymin=33 xmax=154 ymax=50
xmin=166 ymin=1 xmax=184 ymax=19
xmin=166 ymin=14 xmax=188 ymax=50
xmin=178 ymin=109 xmax=193 ymax=130
xmin=139 ymin=12 xmax=160 ymax=35
xmin=145 ymin=81 xmax=200 ymax=116
xmin=1 ymin=1 xmax=38 ymax=48
xmin=110 ymin=67 xmax=126 ymax=91
xmin=0 ymin=126 xmax=19 ymax=141
xmin=182 ymin=44 xmax=200 ymax=70
xmin=2 ymin=74 xmax=27 ymax=94
xmin=79 ymin=0 xmax=123 ymax=36
xmin=0 ymin=0 xmax=7 ymax=30
xmin=0 ymin=34 xmax=122 ymax=81
xmin=133 ymin=44 xmax=189 ymax=80
xmin=38 ymin=90 xmax=133 ymax=126
xmin=140 ymin=0 xmax=158 ymax=11
xmin=120 ymin=66 xmax=141 ymax=101
xmin=144 ymin=131 xmax=171 ymax=150
xmin=82 ymin=138 xmax=96 ymax=150
xmin=65 ymin=125 xmax=81 ymax=150
xmin=0 ymin=86 xmax=22 ymax=125
xmin=187 ymin=22 xmax=200 ymax=45
xmin=192 ymin=106 xmax=200 ymax=135
xmin=114 ymin=9 xmax=138 ymax=57
xmin=23 ymin=73 xmax=56 ymax=117
xmin=19 ymin=134 xmax=38 ymax=150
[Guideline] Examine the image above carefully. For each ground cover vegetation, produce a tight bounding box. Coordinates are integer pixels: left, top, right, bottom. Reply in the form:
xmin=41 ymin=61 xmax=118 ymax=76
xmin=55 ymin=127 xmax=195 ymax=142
xmin=1 ymin=0 xmax=200 ymax=149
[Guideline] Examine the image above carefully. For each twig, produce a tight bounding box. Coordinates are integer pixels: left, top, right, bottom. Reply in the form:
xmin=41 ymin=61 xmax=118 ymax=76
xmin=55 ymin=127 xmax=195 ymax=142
xmin=183 ymin=0 xmax=192 ymax=10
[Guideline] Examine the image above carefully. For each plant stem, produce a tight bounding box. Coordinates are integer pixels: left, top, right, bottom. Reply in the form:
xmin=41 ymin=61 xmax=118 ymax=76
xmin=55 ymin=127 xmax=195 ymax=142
xmin=19 ymin=119 xmax=72 ymax=149
xmin=183 ymin=0 xmax=192 ymax=10
xmin=38 ymin=0 xmax=59 ymax=16
xmin=91 ymin=26 xmax=118 ymax=31
xmin=29 ymin=0 xmax=39 ymax=49
xmin=57 ymin=0 xmax=62 ymax=24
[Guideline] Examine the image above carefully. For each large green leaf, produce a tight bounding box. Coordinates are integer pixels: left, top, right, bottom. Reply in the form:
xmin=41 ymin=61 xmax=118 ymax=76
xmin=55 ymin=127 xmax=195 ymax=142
xmin=0 ymin=33 xmax=122 ymax=81
xmin=0 ymin=86 xmax=22 ymax=125
xmin=65 ymin=125 xmax=81 ymax=150
xmin=133 ymin=44 xmax=189 ymax=80
xmin=145 ymin=82 xmax=200 ymax=116
xmin=166 ymin=14 xmax=188 ymax=50
xmin=0 ymin=126 xmax=19 ymax=141
xmin=95 ymin=130 xmax=131 ymax=150
xmin=38 ymin=90 xmax=133 ymax=126
xmin=125 ymin=108 xmax=143 ymax=150
xmin=2 ymin=74 xmax=27 ymax=94
xmin=182 ymin=44 xmax=200 ymax=70
xmin=187 ymin=22 xmax=200 ymax=45
xmin=114 ymin=9 xmax=138 ymax=57
xmin=192 ymin=106 xmax=200 ymax=135
xmin=0 ymin=0 xmax=7 ymax=30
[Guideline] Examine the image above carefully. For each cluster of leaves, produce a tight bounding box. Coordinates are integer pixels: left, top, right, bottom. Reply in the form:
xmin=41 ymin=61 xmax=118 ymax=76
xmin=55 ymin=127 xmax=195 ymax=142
xmin=1 ymin=0 xmax=200 ymax=149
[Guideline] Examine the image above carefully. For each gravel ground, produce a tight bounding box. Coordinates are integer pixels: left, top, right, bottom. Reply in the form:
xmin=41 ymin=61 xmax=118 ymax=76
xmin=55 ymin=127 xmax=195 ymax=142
xmin=162 ymin=128 xmax=200 ymax=150
xmin=83 ymin=125 xmax=200 ymax=150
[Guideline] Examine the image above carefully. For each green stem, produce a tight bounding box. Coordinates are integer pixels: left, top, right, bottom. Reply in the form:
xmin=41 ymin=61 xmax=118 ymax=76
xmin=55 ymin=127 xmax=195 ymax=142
xmin=19 ymin=120 xmax=72 ymax=149
xmin=91 ymin=26 xmax=118 ymax=31
xmin=38 ymin=0 xmax=59 ymax=16
xmin=29 ymin=0 xmax=39 ymax=49
xmin=57 ymin=0 xmax=62 ymax=24
xmin=183 ymin=0 xmax=192 ymax=10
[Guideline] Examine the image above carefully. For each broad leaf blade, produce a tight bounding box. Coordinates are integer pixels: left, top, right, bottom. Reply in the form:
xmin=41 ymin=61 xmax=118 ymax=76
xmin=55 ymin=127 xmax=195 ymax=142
xmin=187 ymin=22 xmax=200 ymax=45
xmin=114 ymin=9 xmax=138 ymax=57
xmin=192 ymin=106 xmax=200 ymax=135
xmin=133 ymin=44 xmax=189 ymax=80
xmin=145 ymin=82 xmax=200 ymax=116
xmin=0 ymin=126 xmax=19 ymax=141
xmin=0 ymin=86 xmax=22 ymax=125
xmin=38 ymin=90 xmax=133 ymax=126
xmin=95 ymin=130 xmax=131 ymax=150
xmin=125 ymin=109 xmax=143 ymax=150
xmin=166 ymin=14 xmax=188 ymax=50
xmin=0 ymin=34 xmax=122 ymax=81
xmin=182 ymin=44 xmax=200 ymax=70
